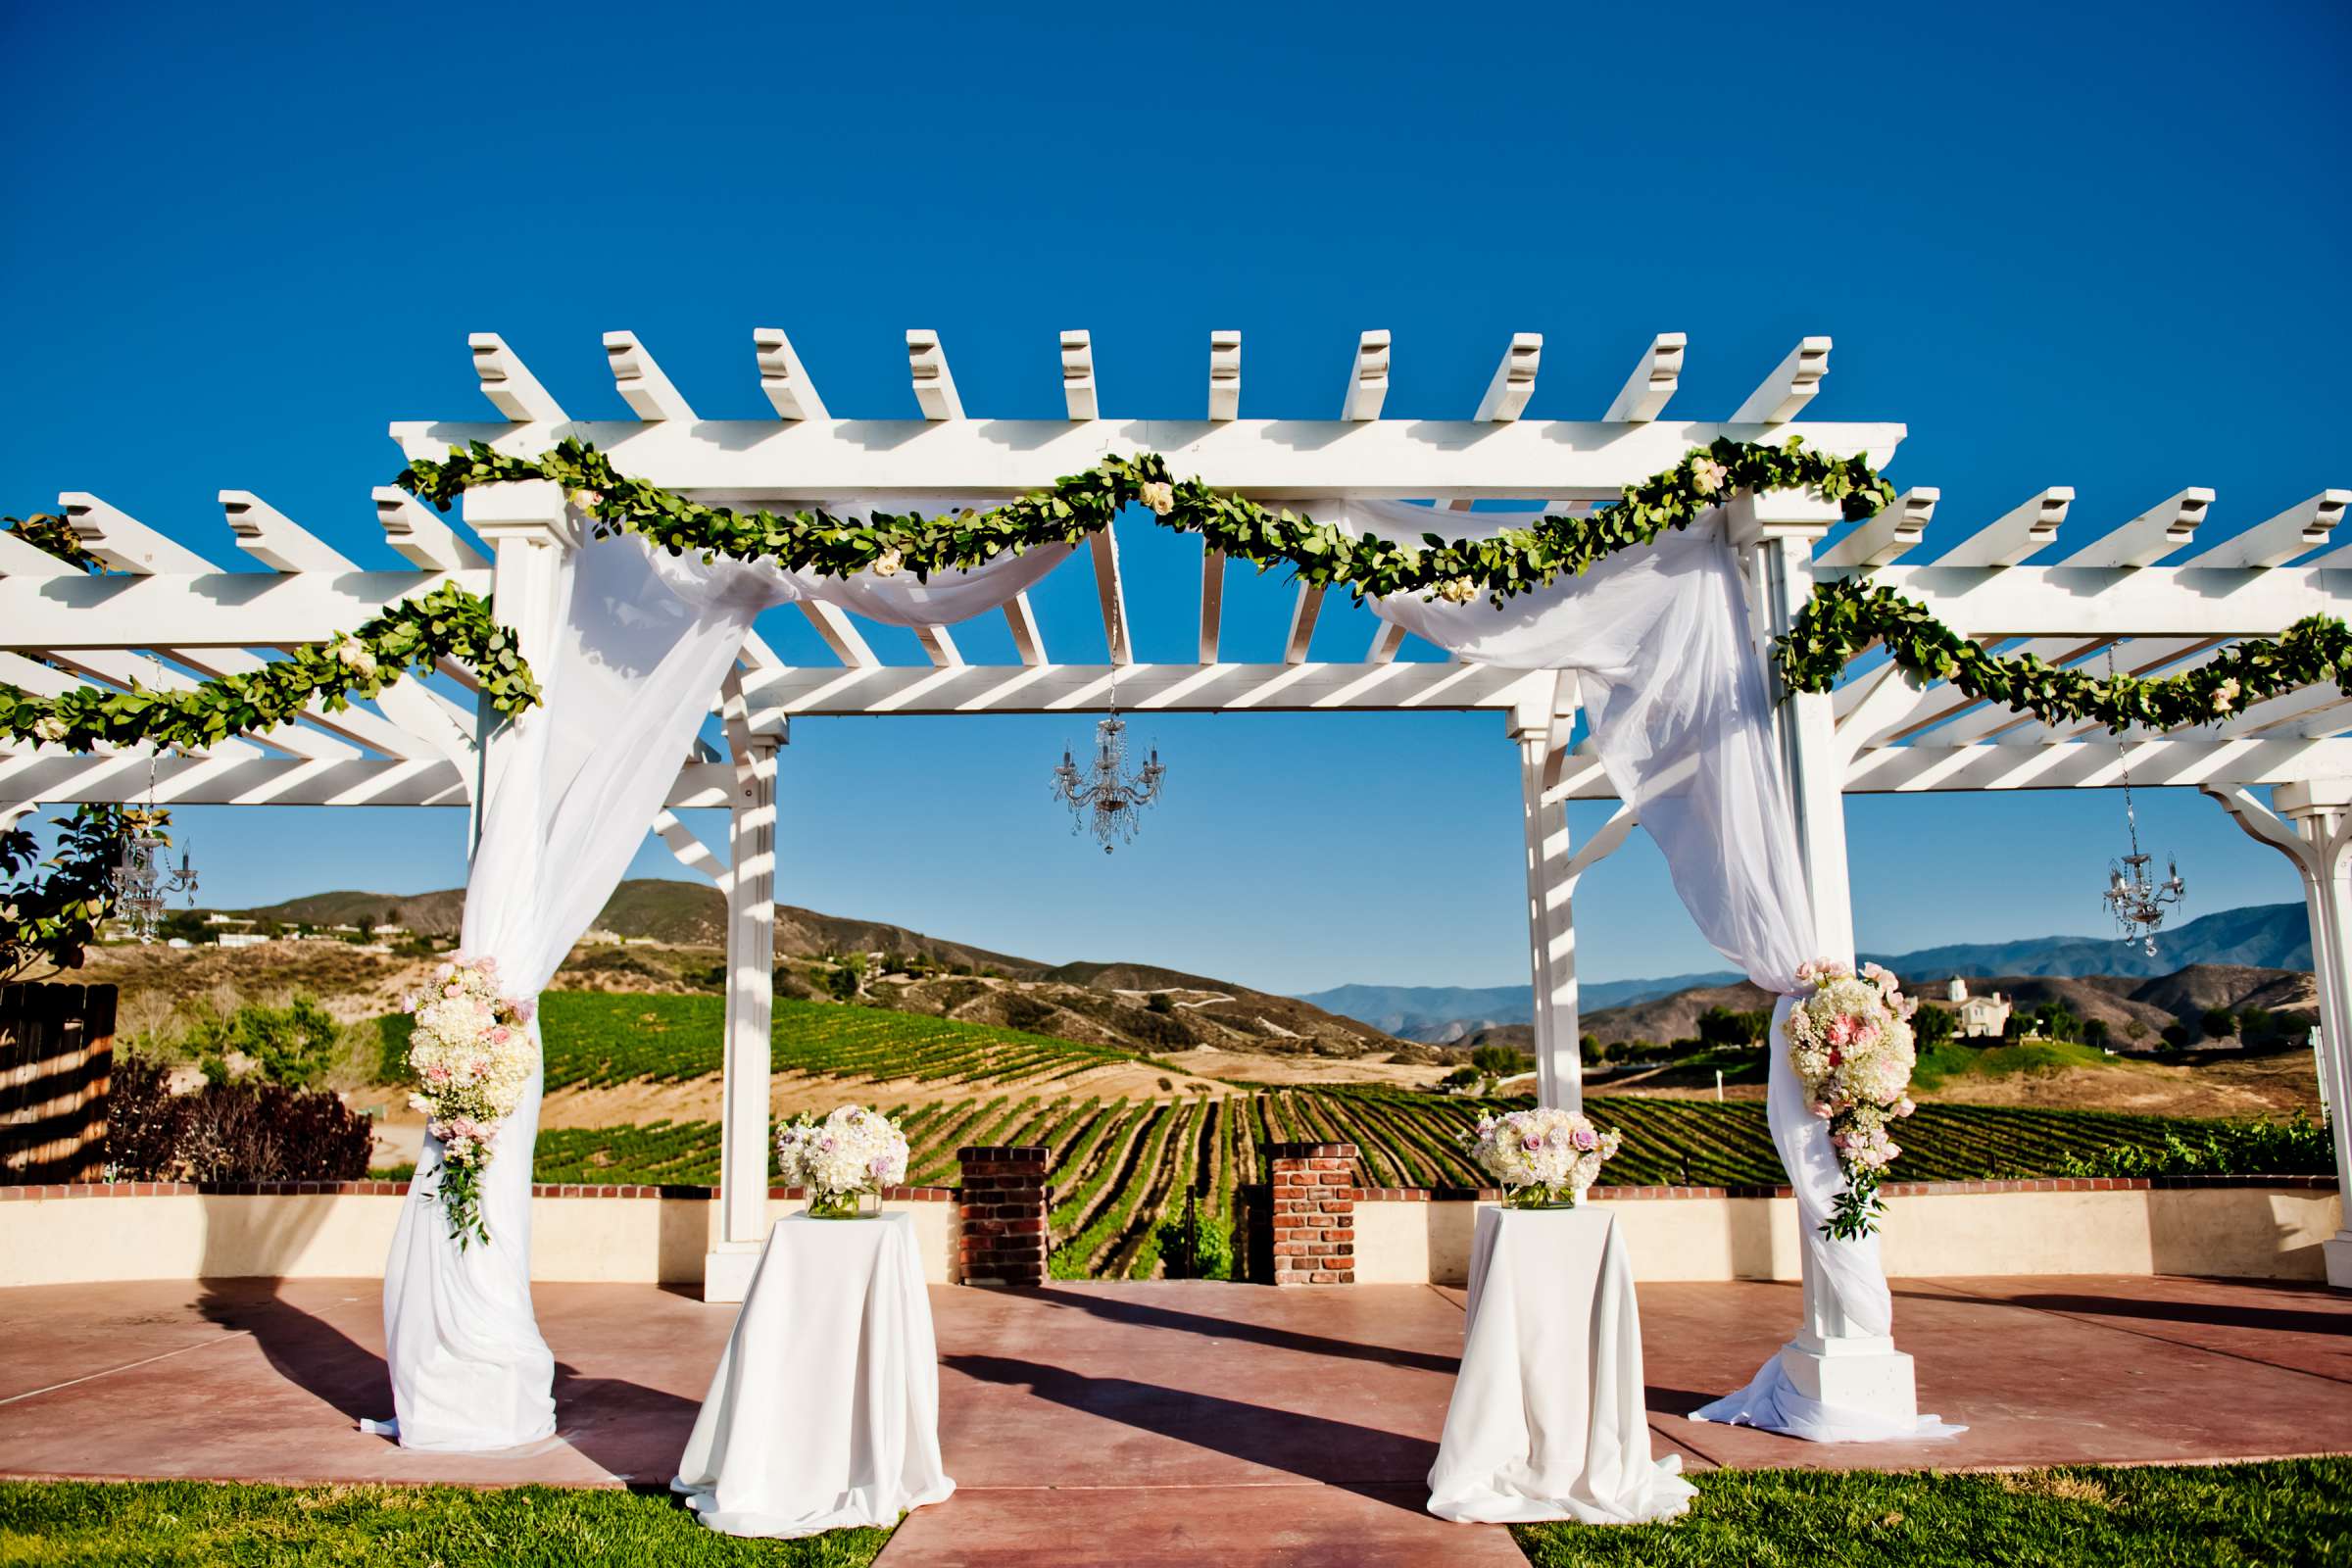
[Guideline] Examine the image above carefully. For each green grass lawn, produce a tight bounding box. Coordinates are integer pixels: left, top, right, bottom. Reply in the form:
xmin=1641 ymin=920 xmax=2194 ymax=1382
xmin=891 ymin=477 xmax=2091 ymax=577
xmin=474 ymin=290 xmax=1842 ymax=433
xmin=1514 ymin=1460 xmax=2352 ymax=1567
xmin=0 ymin=1480 xmax=890 ymax=1567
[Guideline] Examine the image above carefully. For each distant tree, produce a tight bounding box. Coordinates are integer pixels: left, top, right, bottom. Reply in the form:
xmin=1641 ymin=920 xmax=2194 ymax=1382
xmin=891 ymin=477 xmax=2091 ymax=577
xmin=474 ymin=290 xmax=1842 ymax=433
xmin=1470 ymin=1043 xmax=1527 ymax=1077
xmin=2082 ymin=1017 xmax=2112 ymax=1049
xmin=2201 ymin=1005 xmax=2237 ymax=1041
xmin=2126 ymin=1019 xmax=2148 ymax=1043
xmin=1913 ymin=1005 xmax=1958 ymax=1047
xmin=1579 ymin=1033 xmax=1607 ymax=1068
xmin=1146 ymin=992 xmax=1175 ymax=1014
xmin=2161 ymin=1021 xmax=2191 ymax=1050
xmin=2001 ymin=1011 xmax=2028 ymax=1042
xmin=2033 ymin=1004 xmax=2082 ymax=1044
xmin=1697 ymin=1004 xmax=1771 ymax=1048
xmin=2236 ymin=1006 xmax=2277 ymax=1044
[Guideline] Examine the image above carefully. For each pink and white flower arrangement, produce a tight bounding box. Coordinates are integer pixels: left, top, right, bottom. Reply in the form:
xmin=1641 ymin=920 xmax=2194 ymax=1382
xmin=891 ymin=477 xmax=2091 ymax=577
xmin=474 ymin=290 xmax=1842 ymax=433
xmin=402 ymin=955 xmax=536 ymax=1248
xmin=1786 ymin=958 xmax=1919 ymax=1240
xmin=776 ymin=1104 xmax=909 ymax=1217
xmin=1464 ymin=1105 xmax=1623 ymax=1208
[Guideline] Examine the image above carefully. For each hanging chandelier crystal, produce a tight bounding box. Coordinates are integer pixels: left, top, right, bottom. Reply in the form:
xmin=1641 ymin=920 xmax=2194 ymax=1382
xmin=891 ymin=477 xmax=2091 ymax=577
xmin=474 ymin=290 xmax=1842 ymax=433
xmin=1050 ymin=682 xmax=1165 ymax=854
xmin=110 ymin=754 xmax=197 ymax=944
xmin=2098 ymin=651 xmax=2183 ymax=957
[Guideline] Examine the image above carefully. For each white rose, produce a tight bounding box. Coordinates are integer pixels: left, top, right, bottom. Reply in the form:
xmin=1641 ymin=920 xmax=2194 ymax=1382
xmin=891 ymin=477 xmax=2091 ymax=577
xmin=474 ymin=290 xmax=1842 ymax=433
xmin=31 ymin=715 xmax=70 ymax=743
xmin=1137 ymin=480 xmax=1176 ymax=516
xmin=335 ymin=640 xmax=378 ymax=678
xmin=1436 ymin=576 xmax=1478 ymax=605
xmin=871 ymin=548 xmax=904 ymax=577
xmin=568 ymin=488 xmax=604 ymax=514
xmin=2212 ymin=677 xmax=2241 ymax=713
xmin=1690 ymin=457 xmax=1730 ymax=496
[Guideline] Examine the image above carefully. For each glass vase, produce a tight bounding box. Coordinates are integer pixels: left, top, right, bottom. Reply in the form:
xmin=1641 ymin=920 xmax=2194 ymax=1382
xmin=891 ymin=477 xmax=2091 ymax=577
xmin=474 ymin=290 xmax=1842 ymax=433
xmin=1504 ymin=1183 xmax=1584 ymax=1211
xmin=806 ymin=1190 xmax=879 ymax=1219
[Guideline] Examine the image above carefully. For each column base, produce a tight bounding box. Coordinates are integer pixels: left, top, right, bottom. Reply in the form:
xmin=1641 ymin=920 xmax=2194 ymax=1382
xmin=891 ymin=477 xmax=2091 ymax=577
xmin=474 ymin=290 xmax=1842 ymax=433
xmin=1777 ymin=1336 xmax=1919 ymax=1426
xmin=702 ymin=1243 xmax=763 ymax=1303
xmin=2326 ymin=1232 xmax=2352 ymax=1291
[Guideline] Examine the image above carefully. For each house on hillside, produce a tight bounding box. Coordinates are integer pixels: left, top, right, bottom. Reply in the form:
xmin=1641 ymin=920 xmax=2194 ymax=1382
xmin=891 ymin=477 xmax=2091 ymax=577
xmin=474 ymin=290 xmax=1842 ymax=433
xmin=1945 ymin=977 xmax=2012 ymax=1038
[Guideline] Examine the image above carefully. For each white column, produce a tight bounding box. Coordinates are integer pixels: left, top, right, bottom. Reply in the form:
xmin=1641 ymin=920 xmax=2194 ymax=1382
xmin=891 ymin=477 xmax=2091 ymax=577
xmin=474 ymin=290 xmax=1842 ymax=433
xmin=1513 ymin=722 xmax=1583 ymax=1110
xmin=1732 ymin=488 xmax=1921 ymax=1422
xmin=2204 ymin=778 xmax=2352 ymax=1288
xmin=705 ymin=734 xmax=780 ymax=1302
xmin=461 ymin=480 xmax=577 ymax=861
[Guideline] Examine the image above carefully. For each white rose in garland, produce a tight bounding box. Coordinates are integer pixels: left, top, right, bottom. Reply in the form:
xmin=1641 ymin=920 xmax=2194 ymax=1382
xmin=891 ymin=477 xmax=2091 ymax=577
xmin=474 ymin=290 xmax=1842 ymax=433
xmin=776 ymin=1103 xmax=910 ymax=1218
xmin=1465 ymin=1106 xmax=1623 ymax=1209
xmin=1786 ymin=959 xmax=1919 ymax=1240
xmin=402 ymin=955 xmax=538 ymax=1249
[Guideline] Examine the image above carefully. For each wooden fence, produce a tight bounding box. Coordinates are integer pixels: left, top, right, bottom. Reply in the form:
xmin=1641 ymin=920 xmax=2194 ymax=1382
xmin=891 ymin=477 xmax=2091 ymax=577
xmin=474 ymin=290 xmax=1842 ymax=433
xmin=0 ymin=983 xmax=118 ymax=1183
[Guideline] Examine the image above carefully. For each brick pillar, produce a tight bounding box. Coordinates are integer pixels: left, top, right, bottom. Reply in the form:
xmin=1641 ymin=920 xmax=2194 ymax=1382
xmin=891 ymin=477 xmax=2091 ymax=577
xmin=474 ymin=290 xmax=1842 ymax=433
xmin=956 ymin=1145 xmax=1049 ymax=1286
xmin=1267 ymin=1142 xmax=1355 ymax=1285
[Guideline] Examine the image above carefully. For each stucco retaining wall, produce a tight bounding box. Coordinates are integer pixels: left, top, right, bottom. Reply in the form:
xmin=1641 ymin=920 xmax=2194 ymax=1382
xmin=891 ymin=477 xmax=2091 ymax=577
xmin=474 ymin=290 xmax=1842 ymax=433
xmin=1352 ymin=1177 xmax=2343 ymax=1286
xmin=0 ymin=1182 xmax=959 ymax=1288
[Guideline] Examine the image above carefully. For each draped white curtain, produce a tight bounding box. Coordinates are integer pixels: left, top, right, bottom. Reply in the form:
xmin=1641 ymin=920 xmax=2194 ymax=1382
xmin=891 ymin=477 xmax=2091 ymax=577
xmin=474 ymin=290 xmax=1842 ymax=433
xmin=1356 ymin=500 xmax=1951 ymax=1441
xmin=374 ymin=515 xmax=1052 ymax=1451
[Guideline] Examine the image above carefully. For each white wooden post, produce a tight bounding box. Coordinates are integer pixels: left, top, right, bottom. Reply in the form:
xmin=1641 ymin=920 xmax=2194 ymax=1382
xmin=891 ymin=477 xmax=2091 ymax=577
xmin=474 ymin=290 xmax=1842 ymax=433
xmin=1512 ymin=716 xmax=1582 ymax=1109
xmin=1731 ymin=487 xmax=1922 ymax=1425
xmin=705 ymin=734 xmax=780 ymax=1302
xmin=2202 ymin=778 xmax=2352 ymax=1289
xmin=461 ymin=480 xmax=576 ymax=861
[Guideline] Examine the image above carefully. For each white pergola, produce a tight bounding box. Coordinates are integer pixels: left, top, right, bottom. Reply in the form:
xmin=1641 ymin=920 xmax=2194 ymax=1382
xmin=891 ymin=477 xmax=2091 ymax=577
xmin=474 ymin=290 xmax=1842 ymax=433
xmin=7 ymin=326 xmax=2351 ymax=1337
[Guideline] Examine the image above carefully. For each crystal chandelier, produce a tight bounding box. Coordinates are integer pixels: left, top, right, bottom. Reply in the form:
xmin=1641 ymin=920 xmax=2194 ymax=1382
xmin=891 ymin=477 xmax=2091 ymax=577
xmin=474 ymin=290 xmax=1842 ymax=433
xmin=1050 ymin=683 xmax=1165 ymax=854
xmin=2098 ymin=653 xmax=2183 ymax=957
xmin=110 ymin=755 xmax=197 ymax=944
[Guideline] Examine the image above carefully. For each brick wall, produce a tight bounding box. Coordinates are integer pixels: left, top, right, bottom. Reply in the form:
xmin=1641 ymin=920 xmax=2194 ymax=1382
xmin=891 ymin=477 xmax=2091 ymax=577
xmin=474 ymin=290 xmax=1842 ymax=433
xmin=1267 ymin=1141 xmax=1355 ymax=1285
xmin=956 ymin=1144 xmax=1049 ymax=1286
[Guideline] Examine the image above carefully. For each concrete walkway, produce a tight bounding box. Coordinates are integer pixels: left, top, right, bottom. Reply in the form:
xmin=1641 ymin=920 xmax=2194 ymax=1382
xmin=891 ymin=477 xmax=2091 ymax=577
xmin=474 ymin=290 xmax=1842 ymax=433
xmin=1 ymin=1275 xmax=2347 ymax=1565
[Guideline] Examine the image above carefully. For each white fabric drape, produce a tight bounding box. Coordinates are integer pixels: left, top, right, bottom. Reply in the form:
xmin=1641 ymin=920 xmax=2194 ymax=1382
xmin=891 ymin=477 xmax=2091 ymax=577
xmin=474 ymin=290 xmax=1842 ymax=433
xmin=375 ymin=521 xmax=1054 ymax=1451
xmin=1357 ymin=501 xmax=1949 ymax=1440
xmin=672 ymin=1213 xmax=956 ymax=1536
xmin=1428 ymin=1206 xmax=1694 ymax=1525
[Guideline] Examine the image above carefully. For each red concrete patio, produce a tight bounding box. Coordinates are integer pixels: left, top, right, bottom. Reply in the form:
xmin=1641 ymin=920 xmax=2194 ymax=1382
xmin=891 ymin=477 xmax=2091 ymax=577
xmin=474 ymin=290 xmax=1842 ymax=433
xmin=1 ymin=1275 xmax=2347 ymax=1565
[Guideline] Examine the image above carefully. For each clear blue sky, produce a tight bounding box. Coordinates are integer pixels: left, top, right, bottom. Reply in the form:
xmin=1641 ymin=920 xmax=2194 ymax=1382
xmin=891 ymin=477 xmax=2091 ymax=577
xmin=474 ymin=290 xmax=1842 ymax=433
xmin=5 ymin=1 xmax=2347 ymax=994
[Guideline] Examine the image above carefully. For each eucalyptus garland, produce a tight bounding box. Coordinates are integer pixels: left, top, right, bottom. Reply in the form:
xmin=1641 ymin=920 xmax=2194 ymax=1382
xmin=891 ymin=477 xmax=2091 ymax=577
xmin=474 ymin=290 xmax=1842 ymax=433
xmin=399 ymin=435 xmax=1897 ymax=608
xmin=0 ymin=581 xmax=541 ymax=756
xmin=1775 ymin=577 xmax=2352 ymax=730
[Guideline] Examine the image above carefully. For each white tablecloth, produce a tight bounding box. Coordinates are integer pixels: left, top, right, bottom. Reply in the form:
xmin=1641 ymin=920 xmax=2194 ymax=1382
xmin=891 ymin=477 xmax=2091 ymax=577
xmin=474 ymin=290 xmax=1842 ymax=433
xmin=671 ymin=1212 xmax=956 ymax=1537
xmin=1427 ymin=1204 xmax=1696 ymax=1526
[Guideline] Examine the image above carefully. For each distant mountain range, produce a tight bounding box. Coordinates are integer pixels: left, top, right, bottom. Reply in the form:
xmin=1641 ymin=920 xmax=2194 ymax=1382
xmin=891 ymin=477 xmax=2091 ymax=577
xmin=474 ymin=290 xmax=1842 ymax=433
xmin=1297 ymin=902 xmax=2312 ymax=1042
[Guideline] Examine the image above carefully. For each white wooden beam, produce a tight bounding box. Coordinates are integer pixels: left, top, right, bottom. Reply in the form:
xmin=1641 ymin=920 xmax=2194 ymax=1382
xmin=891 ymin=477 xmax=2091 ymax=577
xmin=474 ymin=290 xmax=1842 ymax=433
xmin=1003 ymin=592 xmax=1047 ymax=665
xmin=2194 ymin=491 xmax=2350 ymax=568
xmin=913 ymin=624 xmax=963 ymax=667
xmin=466 ymin=333 xmax=565 ymax=423
xmin=0 ymin=569 xmax=486 ymax=648
xmin=1842 ymin=735 xmax=2352 ymax=795
xmin=1198 ymin=548 xmax=1225 ymax=663
xmin=373 ymin=487 xmax=488 ymax=570
xmin=1283 ymin=585 xmax=1325 ymax=664
xmin=0 ymin=752 xmax=749 ymax=810
xmin=2067 ymin=488 xmax=2214 ymax=567
xmin=1603 ymin=332 xmax=1685 ymax=423
xmin=738 ymin=661 xmax=1548 ymax=717
xmin=1089 ymin=529 xmax=1131 ymax=665
xmin=1366 ymin=620 xmax=1406 ymax=663
xmin=1815 ymin=487 xmax=1940 ymax=568
xmin=906 ymin=329 xmax=961 ymax=420
xmin=1060 ymin=330 xmax=1097 ymax=420
xmin=391 ymin=416 xmax=1906 ymax=500
xmin=754 ymin=328 xmax=827 ymax=420
xmin=603 ymin=331 xmax=697 ymax=422
xmin=1729 ymin=336 xmax=1830 ymax=424
xmin=652 ymin=808 xmax=730 ymax=895
xmin=58 ymin=494 xmax=214 ymax=574
xmin=1868 ymin=563 xmax=2340 ymax=638
xmin=1935 ymin=488 xmax=2075 ymax=568
xmin=1207 ymin=331 xmax=1241 ymax=420
xmin=0 ymin=530 xmax=79 ymax=580
xmin=1341 ymin=331 xmax=1391 ymax=420
xmin=219 ymin=492 xmax=357 ymax=573
xmin=1474 ymin=333 xmax=1541 ymax=422
xmin=796 ymin=601 xmax=877 ymax=667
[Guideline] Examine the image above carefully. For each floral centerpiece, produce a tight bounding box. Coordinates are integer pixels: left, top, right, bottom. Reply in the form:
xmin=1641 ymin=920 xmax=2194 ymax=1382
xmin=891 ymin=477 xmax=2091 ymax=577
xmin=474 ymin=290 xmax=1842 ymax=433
xmin=1786 ymin=959 xmax=1919 ymax=1241
xmin=1464 ymin=1106 xmax=1623 ymax=1209
xmin=776 ymin=1104 xmax=910 ymax=1219
xmin=402 ymin=955 xmax=537 ymax=1249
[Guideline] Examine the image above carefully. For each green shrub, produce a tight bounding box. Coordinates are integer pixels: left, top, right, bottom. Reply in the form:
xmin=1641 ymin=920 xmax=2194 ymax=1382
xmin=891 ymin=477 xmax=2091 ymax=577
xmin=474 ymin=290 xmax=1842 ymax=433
xmin=2055 ymin=1114 xmax=2334 ymax=1178
xmin=184 ymin=996 xmax=342 ymax=1088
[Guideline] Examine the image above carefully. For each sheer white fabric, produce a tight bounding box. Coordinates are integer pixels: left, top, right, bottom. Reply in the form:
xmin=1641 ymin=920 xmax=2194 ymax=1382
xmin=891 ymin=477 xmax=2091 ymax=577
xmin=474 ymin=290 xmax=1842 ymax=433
xmin=376 ymin=523 xmax=1056 ymax=1451
xmin=1356 ymin=500 xmax=1944 ymax=1438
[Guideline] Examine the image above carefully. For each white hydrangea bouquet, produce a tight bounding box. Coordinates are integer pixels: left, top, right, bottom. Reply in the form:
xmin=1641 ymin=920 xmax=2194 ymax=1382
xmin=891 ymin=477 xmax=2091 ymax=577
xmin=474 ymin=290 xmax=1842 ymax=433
xmin=1786 ymin=959 xmax=1920 ymax=1241
xmin=402 ymin=955 xmax=537 ymax=1248
xmin=1464 ymin=1106 xmax=1623 ymax=1209
xmin=776 ymin=1104 xmax=910 ymax=1218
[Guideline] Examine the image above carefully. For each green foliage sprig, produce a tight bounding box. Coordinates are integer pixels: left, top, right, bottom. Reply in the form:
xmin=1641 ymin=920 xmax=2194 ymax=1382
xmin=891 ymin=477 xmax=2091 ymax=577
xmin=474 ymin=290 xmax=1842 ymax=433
xmin=0 ymin=582 xmax=541 ymax=756
xmin=1775 ymin=577 xmax=2352 ymax=731
xmin=399 ymin=435 xmax=1896 ymax=607
xmin=0 ymin=804 xmax=145 ymax=980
